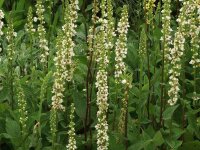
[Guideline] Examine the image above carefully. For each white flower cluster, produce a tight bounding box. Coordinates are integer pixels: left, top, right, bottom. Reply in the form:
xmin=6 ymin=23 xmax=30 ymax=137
xmin=0 ymin=9 xmax=4 ymax=52
xmin=114 ymin=6 xmax=129 ymax=83
xmin=66 ymin=103 xmax=77 ymax=150
xmin=95 ymin=1 xmax=111 ymax=149
xmin=91 ymin=0 xmax=99 ymax=24
xmin=87 ymin=27 xmax=94 ymax=53
xmin=113 ymin=6 xmax=131 ymax=137
xmin=51 ymin=0 xmax=79 ymax=111
xmin=6 ymin=18 xmax=17 ymax=61
xmin=63 ymin=0 xmax=79 ymax=36
xmin=161 ymin=0 xmax=173 ymax=63
xmin=25 ymin=7 xmax=36 ymax=35
xmin=189 ymin=2 xmax=200 ymax=69
xmin=118 ymin=98 xmax=126 ymax=133
xmin=192 ymin=92 xmax=200 ymax=101
xmin=51 ymin=48 xmax=65 ymax=110
xmin=36 ymin=0 xmax=49 ymax=64
xmin=144 ymin=0 xmax=156 ymax=24
xmin=168 ymin=0 xmax=197 ymax=105
xmin=16 ymin=78 xmax=28 ymax=135
xmin=46 ymin=0 xmax=53 ymax=11
xmin=0 ymin=10 xmax=4 ymax=36
xmin=87 ymin=0 xmax=99 ymax=55
xmin=139 ymin=28 xmax=147 ymax=59
xmin=118 ymin=78 xmax=132 ymax=135
xmin=95 ymin=69 xmax=109 ymax=150
xmin=51 ymin=70 xmax=65 ymax=111
xmin=60 ymin=0 xmax=79 ymax=81
xmin=189 ymin=1 xmax=200 ymax=101
xmin=100 ymin=0 xmax=106 ymax=19
xmin=106 ymin=0 xmax=115 ymax=50
xmin=94 ymin=0 xmax=115 ymax=53
xmin=145 ymin=0 xmax=156 ymax=10
xmin=50 ymin=108 xmax=57 ymax=140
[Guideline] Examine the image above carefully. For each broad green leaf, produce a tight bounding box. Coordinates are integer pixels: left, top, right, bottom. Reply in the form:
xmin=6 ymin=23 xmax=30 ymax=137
xmin=153 ymin=131 xmax=164 ymax=146
xmin=73 ymin=90 xmax=86 ymax=119
xmin=85 ymin=4 xmax=93 ymax=12
xmin=178 ymin=141 xmax=200 ymax=150
xmin=0 ymin=0 xmax=4 ymax=8
xmin=109 ymin=133 xmax=125 ymax=150
xmin=16 ymin=0 xmax=25 ymax=11
xmin=163 ymin=105 xmax=179 ymax=120
xmin=5 ymin=118 xmax=21 ymax=139
xmin=130 ymin=86 xmax=140 ymax=98
xmin=166 ymin=139 xmax=182 ymax=150
xmin=128 ymin=140 xmax=152 ymax=150
xmin=5 ymin=118 xmax=21 ymax=147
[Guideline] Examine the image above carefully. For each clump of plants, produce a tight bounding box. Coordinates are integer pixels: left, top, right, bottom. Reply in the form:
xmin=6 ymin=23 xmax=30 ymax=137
xmin=0 ymin=0 xmax=200 ymax=150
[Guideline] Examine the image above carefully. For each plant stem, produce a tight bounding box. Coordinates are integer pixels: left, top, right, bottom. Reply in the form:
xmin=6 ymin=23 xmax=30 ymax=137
xmin=181 ymin=56 xmax=186 ymax=141
xmin=85 ymin=39 xmax=93 ymax=150
xmin=10 ymin=64 xmax=14 ymax=110
xmin=9 ymin=42 xmax=14 ymax=110
xmin=146 ymin=24 xmax=151 ymax=119
xmin=124 ymin=86 xmax=129 ymax=150
xmin=85 ymin=0 xmax=98 ymax=148
xmin=139 ymin=61 xmax=143 ymax=120
xmin=160 ymin=38 xmax=165 ymax=127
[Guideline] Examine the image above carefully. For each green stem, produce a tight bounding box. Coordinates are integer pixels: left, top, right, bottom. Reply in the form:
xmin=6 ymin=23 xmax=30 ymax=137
xmin=146 ymin=24 xmax=151 ymax=119
xmin=9 ymin=43 xmax=14 ymax=110
xmin=160 ymin=39 xmax=165 ymax=128
xmin=124 ymin=86 xmax=129 ymax=150
xmin=139 ymin=61 xmax=143 ymax=120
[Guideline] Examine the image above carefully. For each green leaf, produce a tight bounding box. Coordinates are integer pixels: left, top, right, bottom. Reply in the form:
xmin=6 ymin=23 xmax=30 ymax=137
xmin=163 ymin=105 xmax=179 ymax=120
xmin=166 ymin=139 xmax=182 ymax=149
xmin=52 ymin=6 xmax=61 ymax=28
xmin=178 ymin=141 xmax=200 ymax=150
xmin=16 ymin=0 xmax=25 ymax=11
xmin=128 ymin=140 xmax=152 ymax=150
xmin=0 ymin=86 xmax=9 ymax=102
xmin=153 ymin=131 xmax=164 ymax=146
xmin=109 ymin=133 xmax=125 ymax=150
xmin=130 ymin=86 xmax=140 ymax=98
xmin=73 ymin=90 xmax=86 ymax=119
xmin=85 ymin=4 xmax=93 ymax=12
xmin=6 ymin=118 xmax=20 ymax=138
xmin=187 ymin=111 xmax=200 ymax=139
xmin=5 ymin=118 xmax=21 ymax=146
xmin=0 ymin=0 xmax=4 ymax=8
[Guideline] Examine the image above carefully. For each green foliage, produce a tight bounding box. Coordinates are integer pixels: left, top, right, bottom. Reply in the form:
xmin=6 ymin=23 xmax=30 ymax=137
xmin=0 ymin=0 xmax=200 ymax=150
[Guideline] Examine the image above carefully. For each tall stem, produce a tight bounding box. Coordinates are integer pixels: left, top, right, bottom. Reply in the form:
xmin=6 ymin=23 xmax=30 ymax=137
xmin=85 ymin=0 xmax=98 ymax=148
xmin=124 ymin=86 xmax=129 ymax=150
xmin=139 ymin=61 xmax=143 ymax=120
xmin=10 ymin=61 xmax=14 ymax=110
xmin=146 ymin=24 xmax=151 ymax=119
xmin=160 ymin=38 xmax=165 ymax=127
xmin=181 ymin=56 xmax=186 ymax=141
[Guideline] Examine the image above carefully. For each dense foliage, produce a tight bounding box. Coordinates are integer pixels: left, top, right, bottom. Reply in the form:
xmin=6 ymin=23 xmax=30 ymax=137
xmin=0 ymin=0 xmax=200 ymax=150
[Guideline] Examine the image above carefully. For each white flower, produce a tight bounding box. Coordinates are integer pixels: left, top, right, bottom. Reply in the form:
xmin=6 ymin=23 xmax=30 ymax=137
xmin=122 ymin=79 xmax=127 ymax=84
xmin=0 ymin=10 xmax=4 ymax=19
xmin=167 ymin=0 xmax=198 ymax=105
xmin=114 ymin=6 xmax=129 ymax=83
xmin=36 ymin=0 xmax=49 ymax=65
xmin=25 ymin=7 xmax=36 ymax=35
xmin=161 ymin=0 xmax=173 ymax=64
xmin=33 ymin=17 xmax=38 ymax=22
xmin=66 ymin=103 xmax=77 ymax=150
xmin=0 ymin=9 xmax=4 ymax=36
xmin=13 ymin=32 xmax=17 ymax=37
